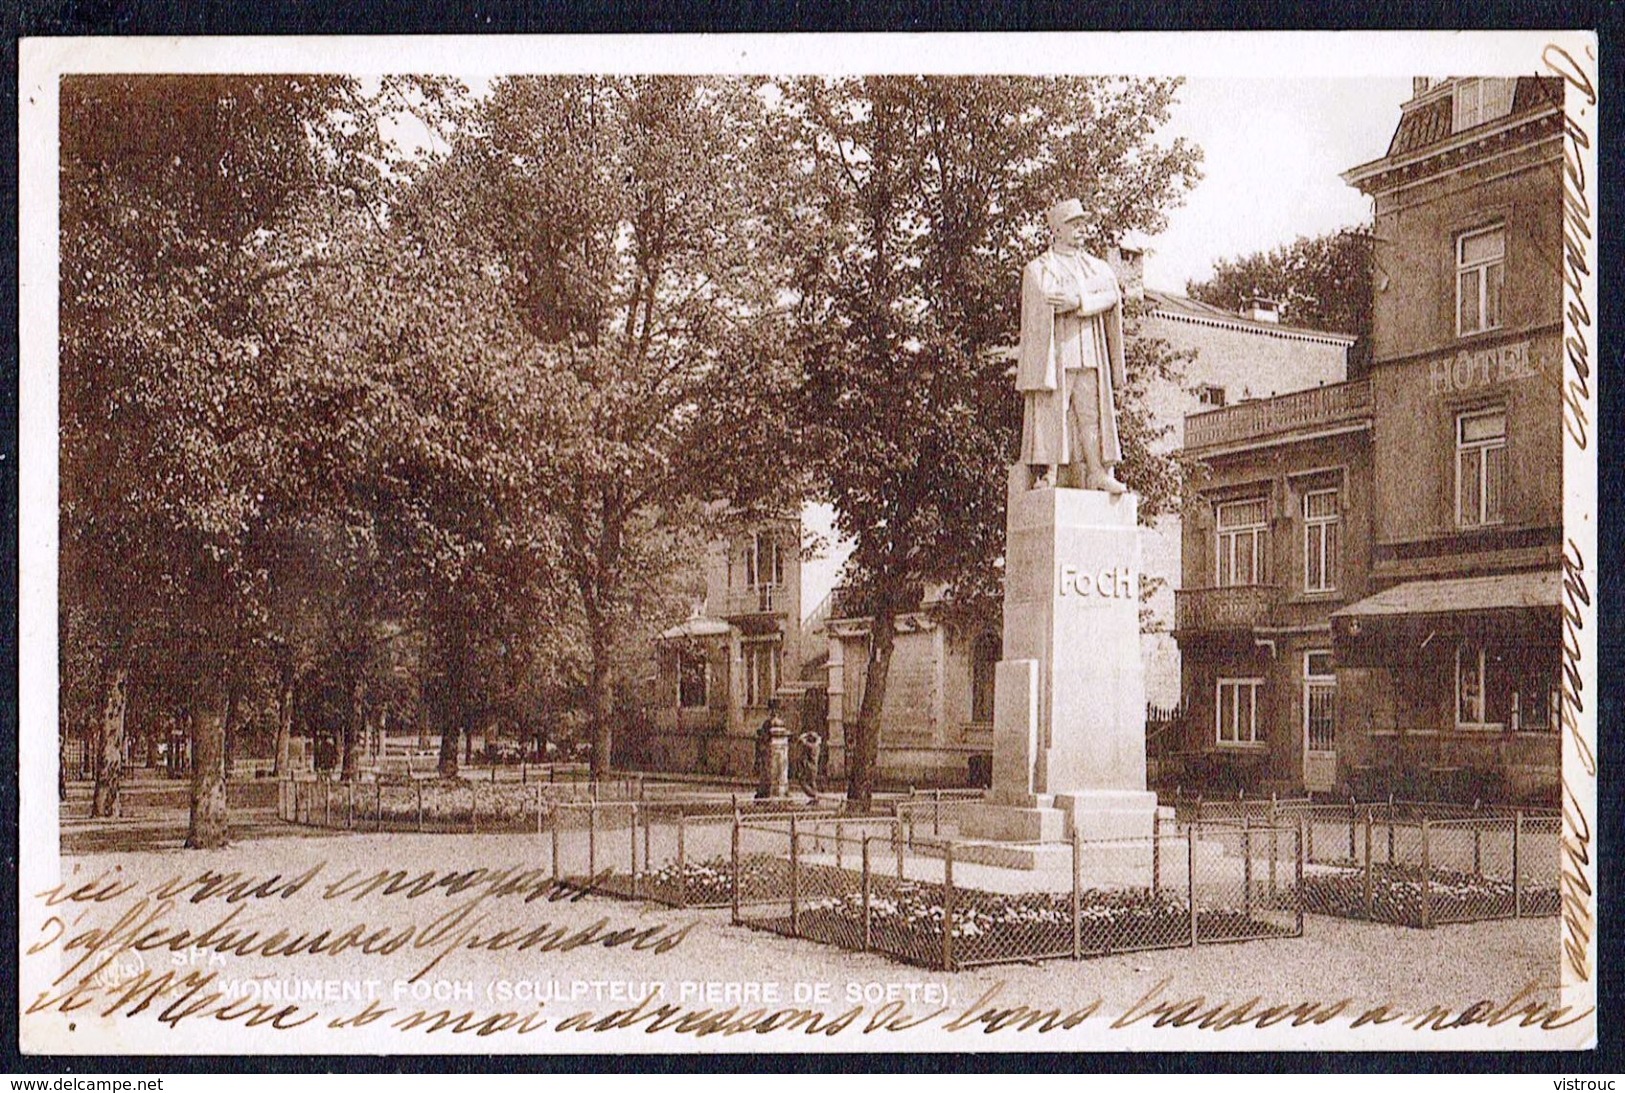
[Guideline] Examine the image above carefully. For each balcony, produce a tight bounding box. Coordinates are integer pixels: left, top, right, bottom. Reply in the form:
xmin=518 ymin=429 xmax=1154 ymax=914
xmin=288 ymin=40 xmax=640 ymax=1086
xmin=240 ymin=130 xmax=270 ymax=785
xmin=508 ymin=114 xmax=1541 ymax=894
xmin=1174 ymin=585 xmax=1282 ymax=635
xmin=827 ymin=582 xmax=927 ymax=621
xmin=721 ymin=584 xmax=787 ymax=617
xmin=1184 ymin=378 xmax=1371 ymax=453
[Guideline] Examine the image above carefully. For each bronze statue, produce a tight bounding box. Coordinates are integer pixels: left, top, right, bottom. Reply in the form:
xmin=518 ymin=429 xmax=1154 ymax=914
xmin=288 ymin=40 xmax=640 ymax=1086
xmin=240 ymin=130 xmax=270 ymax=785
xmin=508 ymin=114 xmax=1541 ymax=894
xmin=1016 ymin=198 xmax=1128 ymax=493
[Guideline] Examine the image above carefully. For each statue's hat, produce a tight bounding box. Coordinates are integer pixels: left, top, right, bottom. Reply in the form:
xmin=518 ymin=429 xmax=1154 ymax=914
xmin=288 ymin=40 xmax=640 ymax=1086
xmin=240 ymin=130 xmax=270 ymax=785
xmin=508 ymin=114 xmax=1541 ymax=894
xmin=1045 ymin=198 xmax=1087 ymax=230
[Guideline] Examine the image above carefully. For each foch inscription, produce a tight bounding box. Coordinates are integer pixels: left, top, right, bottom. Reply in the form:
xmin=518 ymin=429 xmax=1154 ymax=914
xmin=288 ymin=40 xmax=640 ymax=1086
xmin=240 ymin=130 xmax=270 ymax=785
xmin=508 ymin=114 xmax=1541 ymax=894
xmin=1057 ymin=565 xmax=1136 ymax=599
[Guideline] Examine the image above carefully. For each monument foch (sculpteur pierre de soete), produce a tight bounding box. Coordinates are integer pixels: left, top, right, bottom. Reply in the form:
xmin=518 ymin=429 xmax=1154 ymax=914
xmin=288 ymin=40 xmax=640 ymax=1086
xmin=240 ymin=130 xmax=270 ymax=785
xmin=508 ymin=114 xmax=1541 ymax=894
xmin=951 ymin=199 xmax=1158 ymax=872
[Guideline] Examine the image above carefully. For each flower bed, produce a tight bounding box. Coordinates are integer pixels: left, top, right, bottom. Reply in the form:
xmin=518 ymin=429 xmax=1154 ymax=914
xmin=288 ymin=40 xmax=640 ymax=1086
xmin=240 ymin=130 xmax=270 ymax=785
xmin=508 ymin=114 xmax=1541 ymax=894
xmin=748 ymin=875 xmax=1295 ymax=970
xmin=1296 ymin=862 xmax=1560 ymax=925
xmin=293 ymin=779 xmax=541 ymax=831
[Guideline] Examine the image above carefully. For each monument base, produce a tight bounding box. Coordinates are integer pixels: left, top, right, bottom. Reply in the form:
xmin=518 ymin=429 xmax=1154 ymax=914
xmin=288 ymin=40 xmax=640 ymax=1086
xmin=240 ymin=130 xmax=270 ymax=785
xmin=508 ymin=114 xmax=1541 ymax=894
xmin=956 ymin=792 xmax=1162 ymax=871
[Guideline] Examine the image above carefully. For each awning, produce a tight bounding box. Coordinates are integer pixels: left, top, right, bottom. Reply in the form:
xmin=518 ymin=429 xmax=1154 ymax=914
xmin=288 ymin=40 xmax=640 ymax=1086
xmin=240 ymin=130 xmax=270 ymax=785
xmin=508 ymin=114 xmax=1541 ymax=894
xmin=1330 ymin=569 xmax=1560 ymax=664
xmin=1332 ymin=570 xmax=1560 ymax=620
xmin=658 ymin=614 xmax=733 ymax=641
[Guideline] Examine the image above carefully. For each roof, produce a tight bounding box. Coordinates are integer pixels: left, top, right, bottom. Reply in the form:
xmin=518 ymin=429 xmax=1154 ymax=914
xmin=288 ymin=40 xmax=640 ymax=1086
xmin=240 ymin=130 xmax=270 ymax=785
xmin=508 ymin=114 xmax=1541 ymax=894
xmin=1144 ymin=290 xmax=1356 ymax=346
xmin=1346 ymin=77 xmax=1564 ymax=193
xmin=1389 ymin=77 xmax=1562 ymax=158
xmin=1332 ymin=570 xmax=1560 ymax=620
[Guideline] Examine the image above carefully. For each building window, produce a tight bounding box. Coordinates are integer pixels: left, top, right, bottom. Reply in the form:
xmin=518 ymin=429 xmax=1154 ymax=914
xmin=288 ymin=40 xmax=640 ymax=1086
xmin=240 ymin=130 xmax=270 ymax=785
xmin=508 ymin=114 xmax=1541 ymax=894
xmin=1456 ymin=225 xmax=1504 ymax=336
xmin=1451 ymin=77 xmax=1516 ymax=133
xmin=1303 ymin=651 xmax=1336 ymax=753
xmin=743 ymin=641 xmax=780 ymax=709
xmin=1216 ymin=678 xmax=1263 ymax=745
xmin=1455 ymin=641 xmax=1507 ymax=729
xmin=744 ymin=531 xmax=785 ymax=611
xmin=1302 ymin=489 xmax=1340 ymax=593
xmin=1216 ymin=498 xmax=1269 ymax=587
xmin=970 ymin=632 xmax=999 ymax=724
xmin=1456 ymin=641 xmax=1558 ymax=733
xmin=1456 ymin=408 xmax=1506 ymax=527
xmin=677 ymin=650 xmax=708 ymax=709
xmin=1197 ymin=384 xmax=1226 ymax=408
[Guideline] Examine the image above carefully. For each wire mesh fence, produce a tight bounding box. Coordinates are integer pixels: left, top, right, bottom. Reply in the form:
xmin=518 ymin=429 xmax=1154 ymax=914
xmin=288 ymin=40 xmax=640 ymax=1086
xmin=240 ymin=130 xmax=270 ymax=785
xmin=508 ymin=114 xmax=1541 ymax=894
xmin=733 ymin=816 xmax=1301 ymax=971
xmin=1282 ymin=806 xmax=1558 ymax=927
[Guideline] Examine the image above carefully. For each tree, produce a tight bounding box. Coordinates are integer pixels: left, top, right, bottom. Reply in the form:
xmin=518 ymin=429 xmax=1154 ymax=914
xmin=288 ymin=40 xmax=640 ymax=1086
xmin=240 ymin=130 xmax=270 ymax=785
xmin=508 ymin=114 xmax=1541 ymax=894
xmin=1185 ymin=225 xmax=1373 ymax=338
xmin=778 ymin=76 xmax=1202 ymax=807
xmin=59 ymin=75 xmax=403 ymax=840
xmin=431 ymin=77 xmax=808 ymax=777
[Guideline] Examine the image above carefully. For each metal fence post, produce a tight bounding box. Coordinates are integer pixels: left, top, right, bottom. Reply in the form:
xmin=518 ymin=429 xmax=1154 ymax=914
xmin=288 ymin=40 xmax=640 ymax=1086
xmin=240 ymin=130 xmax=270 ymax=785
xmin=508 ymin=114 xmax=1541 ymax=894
xmin=933 ymin=791 xmax=941 ymax=837
xmin=676 ymin=812 xmax=688 ymax=909
xmin=1387 ymin=815 xmax=1395 ymax=864
xmin=1187 ymin=824 xmax=1198 ymax=947
xmin=551 ymin=810 xmax=561 ymax=880
xmin=895 ymin=822 xmax=905 ymax=879
xmin=942 ymin=842 xmax=956 ymax=972
xmin=1243 ymin=816 xmax=1254 ymax=919
xmin=588 ymin=803 xmax=598 ymax=878
xmin=643 ymin=805 xmax=652 ymax=886
xmin=1294 ymin=823 xmax=1305 ymax=935
xmin=789 ymin=814 xmax=800 ymax=937
xmin=346 ymin=782 xmax=354 ymax=829
xmin=1269 ymin=817 xmax=1278 ymax=896
xmin=1473 ymin=822 xmax=1483 ymax=877
xmin=1420 ymin=818 xmax=1433 ymax=928
xmin=1072 ymin=828 xmax=1082 ymax=960
xmin=836 ymin=821 xmax=845 ymax=871
xmin=1151 ymin=812 xmax=1161 ymax=898
xmin=1363 ymin=810 xmax=1374 ymax=920
xmin=535 ymin=784 xmax=544 ymax=836
xmin=1348 ymin=797 xmax=1356 ymax=861
xmin=323 ymin=779 xmax=331 ymax=827
xmin=1513 ymin=810 xmax=1523 ymax=918
xmin=630 ymin=803 xmax=641 ymax=898
xmin=416 ymin=781 xmax=424 ymax=832
xmin=470 ymin=782 xmax=479 ymax=834
xmin=731 ymin=814 xmax=742 ymax=923
xmin=861 ymin=837 xmax=872 ymax=953
xmin=375 ymin=781 xmax=382 ymax=832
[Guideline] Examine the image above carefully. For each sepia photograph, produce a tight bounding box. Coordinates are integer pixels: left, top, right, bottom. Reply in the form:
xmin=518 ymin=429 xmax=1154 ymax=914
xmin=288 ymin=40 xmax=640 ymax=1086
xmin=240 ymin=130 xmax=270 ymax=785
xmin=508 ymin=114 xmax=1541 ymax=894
xmin=16 ymin=31 xmax=1600 ymax=1056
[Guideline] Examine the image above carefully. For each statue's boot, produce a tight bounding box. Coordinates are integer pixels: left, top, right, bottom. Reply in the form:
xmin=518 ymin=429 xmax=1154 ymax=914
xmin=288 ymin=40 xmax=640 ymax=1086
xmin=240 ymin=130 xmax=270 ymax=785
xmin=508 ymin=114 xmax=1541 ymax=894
xmin=1086 ymin=466 xmax=1128 ymax=494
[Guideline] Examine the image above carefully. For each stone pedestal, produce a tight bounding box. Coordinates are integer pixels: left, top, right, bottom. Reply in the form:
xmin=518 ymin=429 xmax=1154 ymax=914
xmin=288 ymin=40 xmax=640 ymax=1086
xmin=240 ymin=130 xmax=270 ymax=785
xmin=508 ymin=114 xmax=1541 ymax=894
xmin=959 ymin=469 xmax=1158 ymax=861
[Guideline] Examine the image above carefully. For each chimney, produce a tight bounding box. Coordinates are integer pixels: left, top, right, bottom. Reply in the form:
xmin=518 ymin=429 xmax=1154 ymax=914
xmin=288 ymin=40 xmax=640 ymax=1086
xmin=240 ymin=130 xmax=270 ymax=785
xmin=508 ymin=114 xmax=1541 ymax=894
xmin=1107 ymin=244 xmax=1145 ymax=303
xmin=1244 ymin=296 xmax=1280 ymax=324
xmin=1413 ymin=77 xmax=1431 ymax=97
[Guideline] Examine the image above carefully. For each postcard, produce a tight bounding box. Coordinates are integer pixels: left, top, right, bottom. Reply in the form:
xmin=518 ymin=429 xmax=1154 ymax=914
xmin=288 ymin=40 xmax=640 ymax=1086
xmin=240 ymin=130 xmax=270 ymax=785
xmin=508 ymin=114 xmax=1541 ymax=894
xmin=17 ymin=30 xmax=1599 ymax=1054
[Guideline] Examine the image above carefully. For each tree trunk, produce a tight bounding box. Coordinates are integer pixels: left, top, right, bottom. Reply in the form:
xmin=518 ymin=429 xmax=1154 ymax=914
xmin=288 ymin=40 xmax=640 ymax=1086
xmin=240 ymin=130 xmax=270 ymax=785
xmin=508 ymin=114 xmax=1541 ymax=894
xmin=588 ymin=629 xmax=614 ymax=779
xmin=341 ymin=674 xmax=365 ymax=782
xmin=185 ymin=671 xmax=230 ymax=849
xmin=272 ymin=660 xmax=295 ymax=777
xmin=435 ymin=622 xmax=466 ymax=779
xmin=847 ymin=602 xmax=898 ymax=812
xmin=90 ymin=661 xmax=129 ymax=817
xmin=222 ymin=683 xmax=239 ymax=782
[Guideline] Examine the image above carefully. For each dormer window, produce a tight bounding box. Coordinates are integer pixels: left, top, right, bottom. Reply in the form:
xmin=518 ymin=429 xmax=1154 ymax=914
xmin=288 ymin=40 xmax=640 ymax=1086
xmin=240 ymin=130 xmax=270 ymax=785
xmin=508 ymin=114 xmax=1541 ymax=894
xmin=1197 ymin=384 xmax=1227 ymax=408
xmin=1451 ymin=77 xmax=1515 ymax=133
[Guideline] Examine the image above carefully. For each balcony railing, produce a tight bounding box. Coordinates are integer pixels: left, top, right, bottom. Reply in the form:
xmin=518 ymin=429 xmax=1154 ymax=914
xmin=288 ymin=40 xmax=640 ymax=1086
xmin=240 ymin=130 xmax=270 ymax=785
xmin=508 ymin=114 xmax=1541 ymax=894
xmin=1174 ymin=585 xmax=1282 ymax=634
xmin=827 ymin=582 xmax=927 ymax=621
xmin=722 ymin=585 xmax=786 ymax=617
xmin=1184 ymin=378 xmax=1371 ymax=451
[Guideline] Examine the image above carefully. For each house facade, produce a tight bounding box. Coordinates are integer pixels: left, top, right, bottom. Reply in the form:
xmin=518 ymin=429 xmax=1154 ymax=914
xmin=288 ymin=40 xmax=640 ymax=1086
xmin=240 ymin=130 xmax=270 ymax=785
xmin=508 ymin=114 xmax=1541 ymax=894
xmin=1169 ymin=76 xmax=1565 ymax=804
xmin=642 ymin=516 xmax=823 ymax=777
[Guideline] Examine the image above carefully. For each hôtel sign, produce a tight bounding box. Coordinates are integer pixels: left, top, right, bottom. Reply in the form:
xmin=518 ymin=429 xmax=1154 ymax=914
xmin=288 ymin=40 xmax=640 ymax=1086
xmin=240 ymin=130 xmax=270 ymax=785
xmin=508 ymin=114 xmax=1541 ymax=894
xmin=1428 ymin=338 xmax=1539 ymax=395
